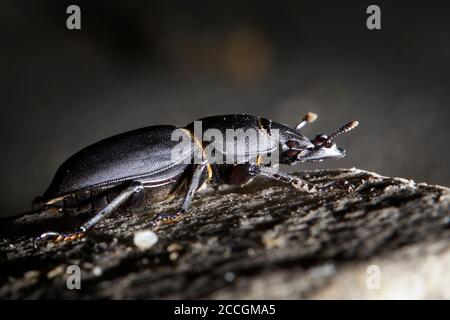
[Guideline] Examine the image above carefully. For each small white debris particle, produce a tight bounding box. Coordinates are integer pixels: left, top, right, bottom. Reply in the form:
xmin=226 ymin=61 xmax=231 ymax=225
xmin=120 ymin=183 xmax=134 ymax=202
xmin=92 ymin=266 xmax=103 ymax=277
xmin=133 ymin=230 xmax=158 ymax=250
xmin=224 ymin=271 xmax=236 ymax=283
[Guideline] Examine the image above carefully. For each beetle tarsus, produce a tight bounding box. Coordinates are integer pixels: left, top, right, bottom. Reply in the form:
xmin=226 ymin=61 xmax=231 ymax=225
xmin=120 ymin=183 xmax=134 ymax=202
xmin=292 ymin=180 xmax=316 ymax=193
xmin=33 ymin=228 xmax=86 ymax=248
xmin=150 ymin=211 xmax=185 ymax=227
xmin=318 ymin=180 xmax=355 ymax=193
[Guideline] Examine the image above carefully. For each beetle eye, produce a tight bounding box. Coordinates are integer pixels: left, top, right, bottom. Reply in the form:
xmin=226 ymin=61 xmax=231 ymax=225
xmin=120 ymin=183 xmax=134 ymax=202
xmin=312 ymin=134 xmax=333 ymax=148
xmin=286 ymin=140 xmax=300 ymax=149
xmin=312 ymin=134 xmax=327 ymax=145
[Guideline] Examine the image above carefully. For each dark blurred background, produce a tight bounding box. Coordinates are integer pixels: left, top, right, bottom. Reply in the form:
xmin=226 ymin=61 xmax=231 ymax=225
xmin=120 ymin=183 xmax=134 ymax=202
xmin=1 ymin=0 xmax=449 ymax=217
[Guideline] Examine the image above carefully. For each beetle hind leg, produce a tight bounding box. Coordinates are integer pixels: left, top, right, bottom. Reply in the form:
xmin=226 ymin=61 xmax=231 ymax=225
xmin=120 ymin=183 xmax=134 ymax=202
xmin=33 ymin=181 xmax=144 ymax=248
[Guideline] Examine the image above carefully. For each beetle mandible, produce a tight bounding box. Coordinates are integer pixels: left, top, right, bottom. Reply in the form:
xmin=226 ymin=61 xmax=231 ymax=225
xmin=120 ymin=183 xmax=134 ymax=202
xmin=33 ymin=113 xmax=359 ymax=246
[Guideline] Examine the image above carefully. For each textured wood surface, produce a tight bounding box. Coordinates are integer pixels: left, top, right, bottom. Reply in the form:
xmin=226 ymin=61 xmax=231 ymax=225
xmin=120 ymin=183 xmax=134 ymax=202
xmin=1 ymin=168 xmax=449 ymax=299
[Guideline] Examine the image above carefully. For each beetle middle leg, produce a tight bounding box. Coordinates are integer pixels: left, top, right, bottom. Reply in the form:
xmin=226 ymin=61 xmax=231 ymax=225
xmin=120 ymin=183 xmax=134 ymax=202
xmin=34 ymin=181 xmax=145 ymax=247
xmin=150 ymin=162 xmax=207 ymax=227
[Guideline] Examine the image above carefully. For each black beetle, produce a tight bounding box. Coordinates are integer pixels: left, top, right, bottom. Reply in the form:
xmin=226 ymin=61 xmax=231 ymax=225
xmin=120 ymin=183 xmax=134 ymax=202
xmin=33 ymin=112 xmax=358 ymax=246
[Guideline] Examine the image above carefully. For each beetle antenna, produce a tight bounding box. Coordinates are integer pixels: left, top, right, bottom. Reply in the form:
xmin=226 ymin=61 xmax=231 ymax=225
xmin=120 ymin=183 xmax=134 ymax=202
xmin=329 ymin=121 xmax=359 ymax=140
xmin=296 ymin=112 xmax=318 ymax=130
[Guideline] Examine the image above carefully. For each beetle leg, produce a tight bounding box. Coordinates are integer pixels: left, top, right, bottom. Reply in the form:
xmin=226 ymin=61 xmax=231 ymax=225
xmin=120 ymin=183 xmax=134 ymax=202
xmin=251 ymin=165 xmax=355 ymax=194
xmin=81 ymin=181 xmax=144 ymax=231
xmin=33 ymin=230 xmax=87 ymax=247
xmin=151 ymin=163 xmax=207 ymax=227
xmin=34 ymin=181 xmax=144 ymax=247
xmin=251 ymin=165 xmax=317 ymax=193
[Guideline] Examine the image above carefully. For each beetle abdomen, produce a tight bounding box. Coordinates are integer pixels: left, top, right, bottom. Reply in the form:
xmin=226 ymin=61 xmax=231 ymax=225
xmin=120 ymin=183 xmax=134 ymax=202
xmin=43 ymin=125 xmax=197 ymax=200
xmin=44 ymin=168 xmax=190 ymax=211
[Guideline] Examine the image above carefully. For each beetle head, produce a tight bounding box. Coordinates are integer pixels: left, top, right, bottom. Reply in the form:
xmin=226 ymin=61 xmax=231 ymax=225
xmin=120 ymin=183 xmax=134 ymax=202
xmin=279 ymin=114 xmax=359 ymax=165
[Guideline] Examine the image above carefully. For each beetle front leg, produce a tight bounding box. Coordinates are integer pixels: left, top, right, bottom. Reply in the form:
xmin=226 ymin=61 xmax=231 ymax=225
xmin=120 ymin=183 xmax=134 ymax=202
xmin=150 ymin=162 xmax=207 ymax=227
xmin=250 ymin=165 xmax=354 ymax=193
xmin=251 ymin=165 xmax=317 ymax=193
xmin=34 ymin=181 xmax=145 ymax=247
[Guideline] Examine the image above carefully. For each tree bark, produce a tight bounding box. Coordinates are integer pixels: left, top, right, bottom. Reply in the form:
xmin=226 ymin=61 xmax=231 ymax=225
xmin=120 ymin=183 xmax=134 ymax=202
xmin=1 ymin=168 xmax=449 ymax=299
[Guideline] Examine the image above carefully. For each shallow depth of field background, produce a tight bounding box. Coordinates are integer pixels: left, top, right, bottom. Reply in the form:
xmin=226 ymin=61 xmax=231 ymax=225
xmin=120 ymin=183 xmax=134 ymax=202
xmin=1 ymin=0 xmax=449 ymax=217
